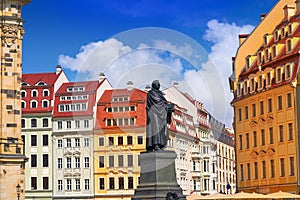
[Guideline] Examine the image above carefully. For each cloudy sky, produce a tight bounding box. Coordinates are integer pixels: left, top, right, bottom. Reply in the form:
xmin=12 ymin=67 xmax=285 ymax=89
xmin=22 ymin=0 xmax=278 ymax=127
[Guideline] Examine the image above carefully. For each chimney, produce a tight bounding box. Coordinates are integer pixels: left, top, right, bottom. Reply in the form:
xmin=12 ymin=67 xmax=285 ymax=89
xmin=238 ymin=34 xmax=249 ymax=45
xmin=173 ymin=82 xmax=179 ymax=88
xmin=145 ymin=85 xmax=151 ymax=92
xmin=296 ymin=0 xmax=300 ymax=15
xmin=56 ymin=65 xmax=62 ymax=74
xmin=127 ymin=81 xmax=134 ymax=91
xmin=99 ymin=73 xmax=105 ymax=82
xmin=283 ymin=5 xmax=295 ymax=20
xmin=260 ymin=14 xmax=266 ymax=21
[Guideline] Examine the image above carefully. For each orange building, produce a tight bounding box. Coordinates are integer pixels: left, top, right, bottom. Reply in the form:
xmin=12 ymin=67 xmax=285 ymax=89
xmin=230 ymin=0 xmax=300 ymax=194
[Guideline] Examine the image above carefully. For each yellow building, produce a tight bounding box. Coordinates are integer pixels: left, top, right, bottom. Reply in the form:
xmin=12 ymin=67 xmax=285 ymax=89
xmin=230 ymin=0 xmax=300 ymax=194
xmin=93 ymin=87 xmax=147 ymax=200
xmin=0 ymin=1 xmax=31 ymax=199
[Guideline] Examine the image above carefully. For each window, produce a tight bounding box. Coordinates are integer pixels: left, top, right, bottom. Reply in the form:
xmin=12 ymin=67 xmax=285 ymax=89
xmin=66 ymin=158 xmax=71 ymax=168
xmin=252 ymin=104 xmax=256 ymax=117
xmin=31 ymin=100 xmax=37 ymax=108
xmin=127 ymin=155 xmax=133 ymax=167
xmin=276 ymin=68 xmax=282 ymax=82
xmin=108 ymin=137 xmax=114 ymax=146
xmin=66 ymin=138 xmax=71 ymax=147
xmin=262 ymin=161 xmax=266 ymax=178
xmin=99 ymin=137 xmax=104 ymax=146
xmin=280 ymin=158 xmax=285 ymax=177
xmin=66 ymin=120 xmax=71 ymax=129
xmin=118 ymin=136 xmax=123 ymax=145
xmin=253 ymin=131 xmax=257 ymax=147
xmin=128 ymin=177 xmax=134 ymax=189
xmin=279 ymin=125 xmax=284 ymax=142
xmin=58 ymin=180 xmax=63 ymax=190
xmin=57 ymin=139 xmax=62 ymax=148
xmin=287 ymin=39 xmax=292 ymax=52
xmin=269 ymin=127 xmax=274 ymax=144
xmin=31 ymin=135 xmax=37 ymax=146
xmin=75 ymin=120 xmax=80 ymax=129
xmin=84 ymin=179 xmax=90 ymax=190
xmin=127 ymin=136 xmax=133 ymax=145
xmin=260 ymin=101 xmax=264 ymax=115
xmin=31 ymin=154 xmax=37 ymax=167
xmin=43 ymin=154 xmax=49 ymax=167
xmin=240 ymin=164 xmax=244 ymax=181
xmin=246 ymin=133 xmax=249 ymax=149
xmin=137 ymin=136 xmax=143 ymax=145
xmin=239 ymin=135 xmax=243 ymax=150
xmin=21 ymin=90 xmax=26 ymax=98
xmin=31 ymin=177 xmax=37 ymax=190
xmin=286 ymin=65 xmax=292 ymax=79
xmin=266 ymin=72 xmax=271 ymax=86
xmin=42 ymin=100 xmax=49 ymax=108
xmin=270 ymin=159 xmax=275 ymax=178
xmin=42 ymin=135 xmax=48 ymax=146
xmin=21 ymin=101 xmax=26 ymax=109
xmin=58 ymin=121 xmax=62 ymax=130
xmin=245 ymin=106 xmax=248 ymax=120
xmin=272 ymin=45 xmax=277 ymax=58
xmin=119 ymin=177 xmax=124 ymax=189
xmin=244 ymin=81 xmax=248 ymax=94
xmin=43 ymin=90 xmax=49 ymax=96
xmin=258 ymin=75 xmax=263 ymax=89
xmin=247 ymin=163 xmax=251 ymax=180
xmin=66 ymin=179 xmax=72 ymax=190
xmin=84 ymin=138 xmax=89 ymax=146
xmin=287 ymin=93 xmax=292 ymax=108
xmin=43 ymin=177 xmax=49 ymax=189
xmin=75 ymin=157 xmax=80 ymax=168
xmin=254 ymin=162 xmax=258 ymax=179
xmin=109 ymin=177 xmax=115 ymax=189
xmin=261 ymin=129 xmax=265 ymax=146
xmin=42 ymin=118 xmax=49 ymax=127
xmin=278 ymin=95 xmax=282 ymax=110
xmin=238 ymin=108 xmax=242 ymax=121
xmin=75 ymin=179 xmax=80 ymax=190
xmin=290 ymin=157 xmax=295 ymax=176
xmin=84 ymin=157 xmax=89 ymax=168
xmin=99 ymin=178 xmax=105 ymax=190
xmin=118 ymin=155 xmax=123 ymax=167
xmin=250 ymin=78 xmax=255 ymax=92
xmin=268 ymin=98 xmax=272 ymax=113
xmin=75 ymin=138 xmax=80 ymax=147
xmin=21 ymin=119 xmax=25 ymax=128
xmin=31 ymin=90 xmax=38 ymax=97
xmin=84 ymin=120 xmax=89 ymax=128
xmin=99 ymin=156 xmax=104 ymax=168
xmin=288 ymin=123 xmax=293 ymax=140
xmin=31 ymin=119 xmax=37 ymax=128
xmin=58 ymin=158 xmax=62 ymax=169
xmin=109 ymin=156 xmax=114 ymax=167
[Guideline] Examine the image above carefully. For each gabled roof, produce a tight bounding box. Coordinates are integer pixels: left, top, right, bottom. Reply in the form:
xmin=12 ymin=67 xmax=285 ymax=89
xmin=56 ymin=80 xmax=100 ymax=95
xmin=22 ymin=72 xmax=60 ymax=86
xmin=98 ymin=88 xmax=147 ymax=103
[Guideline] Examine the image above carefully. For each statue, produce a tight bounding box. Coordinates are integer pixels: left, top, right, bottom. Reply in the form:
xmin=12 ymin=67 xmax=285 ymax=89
xmin=146 ymin=80 xmax=174 ymax=151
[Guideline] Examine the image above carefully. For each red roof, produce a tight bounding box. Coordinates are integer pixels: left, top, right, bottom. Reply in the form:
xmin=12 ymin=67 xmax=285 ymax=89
xmin=22 ymin=72 xmax=60 ymax=86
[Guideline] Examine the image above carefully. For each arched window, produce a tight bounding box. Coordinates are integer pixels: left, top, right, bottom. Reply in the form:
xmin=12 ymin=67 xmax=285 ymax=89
xmin=21 ymin=101 xmax=26 ymax=109
xmin=31 ymin=90 xmax=38 ymax=97
xmin=42 ymin=100 xmax=49 ymax=108
xmin=43 ymin=89 xmax=49 ymax=97
xmin=21 ymin=90 xmax=26 ymax=98
xmin=37 ymin=81 xmax=46 ymax=86
xmin=31 ymin=100 xmax=37 ymax=108
xmin=22 ymin=82 xmax=29 ymax=86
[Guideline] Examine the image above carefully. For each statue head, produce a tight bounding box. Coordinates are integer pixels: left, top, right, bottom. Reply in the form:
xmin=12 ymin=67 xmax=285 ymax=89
xmin=152 ymin=80 xmax=160 ymax=90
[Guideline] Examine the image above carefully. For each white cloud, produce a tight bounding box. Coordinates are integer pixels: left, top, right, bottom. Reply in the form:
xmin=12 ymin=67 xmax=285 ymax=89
xmin=58 ymin=20 xmax=254 ymax=127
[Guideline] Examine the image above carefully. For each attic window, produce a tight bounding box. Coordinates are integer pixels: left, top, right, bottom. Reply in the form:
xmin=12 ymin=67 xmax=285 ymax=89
xmin=37 ymin=81 xmax=46 ymax=86
xmin=263 ymin=35 xmax=269 ymax=45
xmin=246 ymin=56 xmax=251 ymax=68
xmin=264 ymin=49 xmax=269 ymax=61
xmin=22 ymin=82 xmax=29 ymax=86
xmin=286 ymin=39 xmax=292 ymax=52
xmin=288 ymin=24 xmax=292 ymax=35
xmin=67 ymin=87 xmax=85 ymax=92
xmin=275 ymin=30 xmax=279 ymax=41
xmin=281 ymin=28 xmax=285 ymax=38
xmin=272 ymin=45 xmax=277 ymax=58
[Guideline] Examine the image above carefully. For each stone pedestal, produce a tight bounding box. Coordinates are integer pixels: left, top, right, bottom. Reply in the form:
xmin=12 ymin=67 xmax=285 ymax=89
xmin=132 ymin=150 xmax=186 ymax=200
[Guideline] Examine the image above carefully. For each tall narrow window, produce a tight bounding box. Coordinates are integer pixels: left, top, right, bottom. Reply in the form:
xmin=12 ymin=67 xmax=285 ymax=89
xmin=99 ymin=178 xmax=105 ymax=190
xmin=42 ymin=118 xmax=48 ymax=127
xmin=269 ymin=127 xmax=274 ymax=144
xmin=127 ymin=136 xmax=133 ymax=145
xmin=31 ymin=154 xmax=37 ymax=167
xmin=260 ymin=101 xmax=264 ymax=115
xmin=268 ymin=98 xmax=272 ymax=113
xmin=239 ymin=135 xmax=243 ymax=150
xmin=254 ymin=162 xmax=258 ymax=179
xmin=109 ymin=156 xmax=114 ymax=167
xmin=279 ymin=125 xmax=284 ymax=142
xmin=252 ymin=104 xmax=256 ymax=117
xmin=99 ymin=156 xmax=104 ymax=168
xmin=31 ymin=135 xmax=37 ymax=146
xmin=66 ymin=179 xmax=72 ymax=190
xmin=278 ymin=95 xmax=282 ymax=110
xmin=43 ymin=177 xmax=49 ymax=189
xmin=66 ymin=158 xmax=71 ymax=168
xmin=127 ymin=155 xmax=133 ymax=167
xmin=84 ymin=179 xmax=90 ymax=190
xmin=253 ymin=131 xmax=257 ymax=147
xmin=247 ymin=163 xmax=251 ymax=180
xmin=42 ymin=135 xmax=48 ymax=146
xmin=31 ymin=119 xmax=37 ymax=128
xmin=43 ymin=154 xmax=49 ymax=167
xmin=128 ymin=177 xmax=134 ymax=189
xmin=238 ymin=108 xmax=242 ymax=121
xmin=287 ymin=93 xmax=292 ymax=108
xmin=240 ymin=164 xmax=244 ymax=181
xmin=58 ymin=180 xmax=63 ymax=190
xmin=290 ymin=157 xmax=295 ymax=176
xmin=118 ymin=155 xmax=124 ymax=167
xmin=31 ymin=177 xmax=37 ymax=190
xmin=270 ymin=159 xmax=275 ymax=178
xmin=245 ymin=106 xmax=248 ymax=120
xmin=109 ymin=177 xmax=115 ymax=189
xmin=261 ymin=129 xmax=265 ymax=146
xmin=119 ymin=177 xmax=124 ymax=189
xmin=262 ymin=161 xmax=266 ymax=178
xmin=280 ymin=158 xmax=285 ymax=177
xmin=246 ymin=133 xmax=249 ymax=149
xmin=118 ymin=136 xmax=123 ymax=146
xmin=288 ymin=123 xmax=293 ymax=140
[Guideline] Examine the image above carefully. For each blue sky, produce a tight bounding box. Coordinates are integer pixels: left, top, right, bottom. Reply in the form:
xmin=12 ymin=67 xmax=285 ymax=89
xmin=21 ymin=0 xmax=279 ymax=126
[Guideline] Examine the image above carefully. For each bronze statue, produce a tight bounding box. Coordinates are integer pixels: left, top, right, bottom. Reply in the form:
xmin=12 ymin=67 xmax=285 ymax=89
xmin=146 ymin=80 xmax=174 ymax=151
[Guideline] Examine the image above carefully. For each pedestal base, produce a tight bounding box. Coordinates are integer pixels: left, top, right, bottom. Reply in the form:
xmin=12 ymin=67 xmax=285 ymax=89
xmin=132 ymin=150 xmax=186 ymax=200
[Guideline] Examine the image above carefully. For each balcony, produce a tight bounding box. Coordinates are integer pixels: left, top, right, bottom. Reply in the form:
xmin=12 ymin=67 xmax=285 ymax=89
xmin=191 ymin=171 xmax=201 ymax=177
xmin=192 ymin=152 xmax=201 ymax=159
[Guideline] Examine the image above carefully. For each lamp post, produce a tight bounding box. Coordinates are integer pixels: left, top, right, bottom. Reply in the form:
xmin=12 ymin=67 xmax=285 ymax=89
xmin=16 ymin=184 xmax=21 ymax=200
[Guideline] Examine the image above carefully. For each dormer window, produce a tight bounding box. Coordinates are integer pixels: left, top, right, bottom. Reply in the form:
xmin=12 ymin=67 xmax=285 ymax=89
xmin=272 ymin=45 xmax=277 ymax=58
xmin=67 ymin=86 xmax=85 ymax=92
xmin=237 ymin=83 xmax=242 ymax=97
xmin=285 ymin=64 xmax=292 ymax=79
xmin=275 ymin=30 xmax=279 ymax=41
xmin=288 ymin=24 xmax=293 ymax=35
xmin=250 ymin=78 xmax=255 ymax=92
xmin=286 ymin=39 xmax=292 ymax=52
xmin=37 ymin=81 xmax=46 ymax=86
xmin=22 ymin=82 xmax=29 ymax=86
xmin=264 ymin=49 xmax=269 ymax=61
xmin=263 ymin=34 xmax=269 ymax=45
xmin=281 ymin=27 xmax=285 ymax=38
xmin=257 ymin=52 xmax=263 ymax=64
xmin=266 ymin=72 xmax=272 ymax=86
xmin=244 ymin=81 xmax=248 ymax=94
xmin=276 ymin=67 xmax=282 ymax=82
xmin=258 ymin=75 xmax=264 ymax=89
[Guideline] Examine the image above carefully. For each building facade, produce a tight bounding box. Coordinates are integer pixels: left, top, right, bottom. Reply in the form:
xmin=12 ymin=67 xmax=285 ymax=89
xmin=230 ymin=0 xmax=300 ymax=194
xmin=21 ymin=67 xmax=68 ymax=199
xmin=52 ymin=78 xmax=111 ymax=199
xmin=94 ymin=86 xmax=147 ymax=200
xmin=0 ymin=1 xmax=31 ymax=199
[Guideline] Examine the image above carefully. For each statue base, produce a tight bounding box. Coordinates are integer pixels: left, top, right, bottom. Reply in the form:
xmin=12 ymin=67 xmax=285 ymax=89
xmin=132 ymin=150 xmax=186 ymax=200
